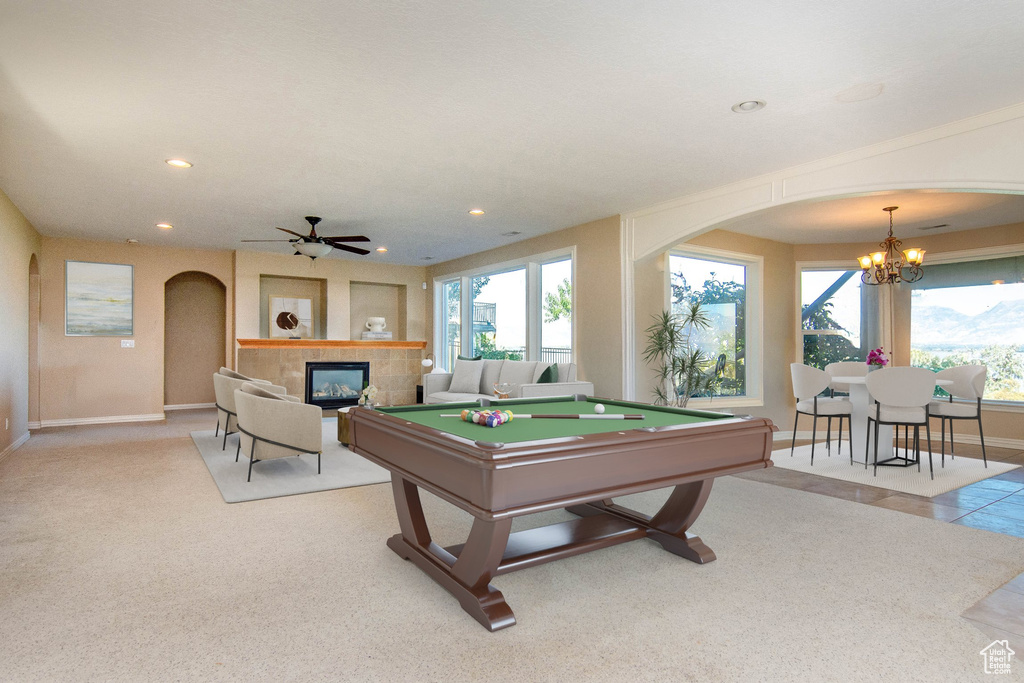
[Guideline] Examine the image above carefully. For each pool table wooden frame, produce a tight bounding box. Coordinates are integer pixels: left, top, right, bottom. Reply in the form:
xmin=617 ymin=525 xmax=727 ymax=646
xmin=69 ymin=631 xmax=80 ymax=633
xmin=350 ymin=396 xmax=776 ymax=631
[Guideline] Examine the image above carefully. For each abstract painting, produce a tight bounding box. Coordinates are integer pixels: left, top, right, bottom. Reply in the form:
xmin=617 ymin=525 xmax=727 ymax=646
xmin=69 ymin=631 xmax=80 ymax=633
xmin=269 ymin=296 xmax=314 ymax=338
xmin=65 ymin=261 xmax=134 ymax=336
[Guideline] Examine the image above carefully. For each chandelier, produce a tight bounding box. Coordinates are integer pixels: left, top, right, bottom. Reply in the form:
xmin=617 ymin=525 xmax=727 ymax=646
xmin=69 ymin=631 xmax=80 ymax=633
xmin=857 ymin=206 xmax=925 ymax=285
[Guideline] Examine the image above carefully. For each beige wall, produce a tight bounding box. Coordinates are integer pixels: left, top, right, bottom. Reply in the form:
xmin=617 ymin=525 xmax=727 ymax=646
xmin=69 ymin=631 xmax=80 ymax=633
xmin=38 ymin=238 xmax=234 ymax=423
xmin=234 ymin=252 xmax=427 ymax=346
xmin=259 ymin=275 xmax=328 ymax=339
xmin=0 ymin=188 xmax=42 ymax=454
xmin=164 ymin=272 xmax=227 ymax=406
xmin=633 ymin=230 xmax=797 ymax=427
xmin=426 ymin=215 xmax=623 ymax=398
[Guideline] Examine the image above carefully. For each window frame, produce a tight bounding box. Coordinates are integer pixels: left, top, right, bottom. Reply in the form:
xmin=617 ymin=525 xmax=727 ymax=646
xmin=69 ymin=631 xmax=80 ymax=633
xmin=666 ymin=245 xmax=763 ymax=409
xmin=433 ymin=247 xmax=575 ymax=368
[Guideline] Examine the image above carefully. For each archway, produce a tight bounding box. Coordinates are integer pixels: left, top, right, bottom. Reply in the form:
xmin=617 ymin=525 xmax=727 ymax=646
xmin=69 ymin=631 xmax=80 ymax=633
xmin=164 ymin=271 xmax=227 ymax=408
xmin=28 ymin=254 xmax=39 ymax=427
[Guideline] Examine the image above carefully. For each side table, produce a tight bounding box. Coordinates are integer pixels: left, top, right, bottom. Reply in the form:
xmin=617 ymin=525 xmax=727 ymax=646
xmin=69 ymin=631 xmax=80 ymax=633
xmin=338 ymin=406 xmax=353 ymax=446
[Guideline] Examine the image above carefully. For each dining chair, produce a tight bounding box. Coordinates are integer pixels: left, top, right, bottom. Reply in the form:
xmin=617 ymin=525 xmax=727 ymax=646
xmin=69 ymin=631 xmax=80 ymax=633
xmin=790 ymin=363 xmax=853 ymax=465
xmin=824 ymin=361 xmax=869 ymax=397
xmin=864 ymin=367 xmax=936 ymax=479
xmin=929 ymin=364 xmax=987 ymax=468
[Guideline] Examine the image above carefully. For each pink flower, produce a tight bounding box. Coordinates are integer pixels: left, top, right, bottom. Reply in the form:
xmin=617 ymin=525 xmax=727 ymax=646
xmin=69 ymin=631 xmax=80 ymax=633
xmin=866 ymin=348 xmax=889 ymax=367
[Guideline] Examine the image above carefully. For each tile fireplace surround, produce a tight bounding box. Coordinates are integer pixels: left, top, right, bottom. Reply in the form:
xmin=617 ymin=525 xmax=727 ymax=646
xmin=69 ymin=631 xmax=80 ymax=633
xmin=236 ymin=339 xmax=427 ymax=408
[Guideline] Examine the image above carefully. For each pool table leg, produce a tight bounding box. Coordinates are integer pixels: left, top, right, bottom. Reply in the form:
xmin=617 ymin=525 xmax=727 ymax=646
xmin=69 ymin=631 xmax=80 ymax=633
xmin=385 ymin=475 xmax=517 ymax=632
xmin=567 ymin=479 xmax=717 ymax=564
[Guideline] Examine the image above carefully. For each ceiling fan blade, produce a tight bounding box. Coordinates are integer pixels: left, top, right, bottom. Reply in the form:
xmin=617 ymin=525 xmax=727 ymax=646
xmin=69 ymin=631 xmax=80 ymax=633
xmin=241 ymin=239 xmax=296 ymax=242
xmin=318 ymin=235 xmax=371 ymax=243
xmin=276 ymin=227 xmax=308 ymax=238
xmin=330 ymin=243 xmax=372 ymax=256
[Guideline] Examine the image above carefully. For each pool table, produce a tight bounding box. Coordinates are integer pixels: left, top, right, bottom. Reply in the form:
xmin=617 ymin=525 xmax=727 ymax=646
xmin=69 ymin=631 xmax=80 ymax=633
xmin=349 ymin=395 xmax=777 ymax=631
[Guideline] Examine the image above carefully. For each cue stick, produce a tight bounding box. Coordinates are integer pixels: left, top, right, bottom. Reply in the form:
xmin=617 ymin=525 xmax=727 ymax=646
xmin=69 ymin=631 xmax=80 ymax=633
xmin=438 ymin=413 xmax=645 ymax=420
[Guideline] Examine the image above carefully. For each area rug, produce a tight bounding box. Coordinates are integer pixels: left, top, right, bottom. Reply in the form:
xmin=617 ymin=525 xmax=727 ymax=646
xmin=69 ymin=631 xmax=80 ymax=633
xmin=773 ymin=442 xmax=1019 ymax=497
xmin=190 ymin=418 xmax=390 ymax=503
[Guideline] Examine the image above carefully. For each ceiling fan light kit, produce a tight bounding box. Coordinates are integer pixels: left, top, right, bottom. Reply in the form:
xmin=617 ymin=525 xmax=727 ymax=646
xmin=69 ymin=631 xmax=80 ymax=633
xmin=240 ymin=215 xmax=372 ymax=260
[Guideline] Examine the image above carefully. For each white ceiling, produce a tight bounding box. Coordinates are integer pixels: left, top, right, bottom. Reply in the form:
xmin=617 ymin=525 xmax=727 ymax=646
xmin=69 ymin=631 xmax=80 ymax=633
xmin=2 ymin=1 xmax=1024 ymax=264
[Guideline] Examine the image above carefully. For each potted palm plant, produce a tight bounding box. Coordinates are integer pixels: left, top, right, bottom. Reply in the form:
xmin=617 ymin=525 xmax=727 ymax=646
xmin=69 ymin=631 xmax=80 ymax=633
xmin=643 ymin=302 xmax=722 ymax=407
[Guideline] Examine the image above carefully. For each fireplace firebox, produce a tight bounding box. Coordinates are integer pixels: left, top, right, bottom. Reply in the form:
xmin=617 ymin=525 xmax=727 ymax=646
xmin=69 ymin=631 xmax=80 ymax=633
xmin=305 ymin=362 xmax=370 ymax=409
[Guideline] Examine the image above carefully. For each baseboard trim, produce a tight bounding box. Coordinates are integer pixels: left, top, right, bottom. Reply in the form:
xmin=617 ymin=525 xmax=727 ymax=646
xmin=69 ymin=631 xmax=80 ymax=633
xmin=774 ymin=430 xmax=1024 ymax=450
xmin=38 ymin=413 xmax=166 ymax=428
xmin=164 ymin=403 xmax=216 ymax=411
xmin=27 ymin=421 xmax=41 ymax=430
xmin=0 ymin=432 xmax=30 ymax=463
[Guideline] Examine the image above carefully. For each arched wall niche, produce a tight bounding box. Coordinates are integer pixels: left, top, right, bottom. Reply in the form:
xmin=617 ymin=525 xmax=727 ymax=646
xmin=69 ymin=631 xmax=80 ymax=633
xmin=163 ymin=270 xmax=227 ymax=407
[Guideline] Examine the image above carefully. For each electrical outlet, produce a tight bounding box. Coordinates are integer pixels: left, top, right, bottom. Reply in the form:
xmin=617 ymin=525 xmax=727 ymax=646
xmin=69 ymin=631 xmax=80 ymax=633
xmin=121 ymin=339 xmax=135 ymax=348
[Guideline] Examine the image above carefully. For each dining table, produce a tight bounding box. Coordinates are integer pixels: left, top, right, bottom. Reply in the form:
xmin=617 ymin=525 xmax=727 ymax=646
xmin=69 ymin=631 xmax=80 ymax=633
xmin=831 ymin=374 xmax=953 ymax=465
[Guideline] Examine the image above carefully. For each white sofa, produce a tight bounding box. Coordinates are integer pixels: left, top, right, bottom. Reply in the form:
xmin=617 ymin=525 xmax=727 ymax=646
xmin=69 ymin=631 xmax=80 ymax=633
xmin=423 ymin=359 xmax=594 ymax=404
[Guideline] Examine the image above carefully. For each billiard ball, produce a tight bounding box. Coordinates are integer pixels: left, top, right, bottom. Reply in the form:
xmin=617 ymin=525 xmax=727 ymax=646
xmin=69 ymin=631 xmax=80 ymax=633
xmin=594 ymin=403 xmax=605 ymax=414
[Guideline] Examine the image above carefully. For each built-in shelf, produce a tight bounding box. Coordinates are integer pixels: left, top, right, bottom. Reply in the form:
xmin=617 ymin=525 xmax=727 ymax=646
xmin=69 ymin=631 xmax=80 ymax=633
xmin=237 ymin=339 xmax=427 ymax=350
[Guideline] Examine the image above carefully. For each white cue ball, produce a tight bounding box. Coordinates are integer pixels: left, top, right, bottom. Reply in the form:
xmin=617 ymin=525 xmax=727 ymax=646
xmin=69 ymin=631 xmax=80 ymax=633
xmin=593 ymin=403 xmax=605 ymax=414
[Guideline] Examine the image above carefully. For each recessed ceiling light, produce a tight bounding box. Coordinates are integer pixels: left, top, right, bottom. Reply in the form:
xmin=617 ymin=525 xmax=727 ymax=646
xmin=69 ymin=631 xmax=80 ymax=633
xmin=125 ymin=238 xmax=139 ymax=244
xmin=376 ymin=246 xmax=388 ymax=253
xmin=468 ymin=209 xmax=485 ymax=216
xmin=165 ymin=159 xmax=192 ymax=168
xmin=731 ymin=100 xmax=766 ymax=113
xmin=501 ymin=231 xmax=522 ymax=237
xmin=156 ymin=223 xmax=173 ymax=229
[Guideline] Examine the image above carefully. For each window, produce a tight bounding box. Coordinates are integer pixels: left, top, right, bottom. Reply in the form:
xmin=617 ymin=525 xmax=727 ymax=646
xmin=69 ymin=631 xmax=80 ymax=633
xmin=800 ymin=269 xmax=868 ymax=368
xmin=434 ymin=250 xmax=573 ymax=367
xmin=472 ymin=269 xmax=526 ymax=359
xmin=910 ymin=256 xmax=1024 ymax=402
xmin=668 ymin=249 xmax=761 ymax=402
xmin=541 ymin=258 xmax=573 ymax=364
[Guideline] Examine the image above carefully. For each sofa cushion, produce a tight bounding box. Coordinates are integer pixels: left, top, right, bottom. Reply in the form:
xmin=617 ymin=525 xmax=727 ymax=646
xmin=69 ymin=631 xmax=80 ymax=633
xmin=240 ymin=382 xmax=287 ymax=401
xmin=537 ymin=364 xmax=558 ymax=383
xmin=556 ymin=363 xmax=576 ymax=382
xmin=429 ymin=391 xmax=490 ymax=403
xmin=449 ymin=359 xmax=485 ymax=393
xmin=479 ymin=360 xmax=505 ymax=394
xmin=498 ymin=361 xmax=540 ymax=397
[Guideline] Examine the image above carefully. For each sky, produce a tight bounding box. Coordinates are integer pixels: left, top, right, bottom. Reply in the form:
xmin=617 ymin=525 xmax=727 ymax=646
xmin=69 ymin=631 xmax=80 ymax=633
xmin=473 ymin=258 xmax=572 ymax=351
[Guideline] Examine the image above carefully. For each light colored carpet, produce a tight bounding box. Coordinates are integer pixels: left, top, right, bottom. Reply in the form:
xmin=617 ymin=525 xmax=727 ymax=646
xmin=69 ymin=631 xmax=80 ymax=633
xmin=774 ymin=442 xmax=1020 ymax=497
xmin=191 ymin=418 xmax=390 ymax=503
xmin=2 ymin=413 xmax=1024 ymax=681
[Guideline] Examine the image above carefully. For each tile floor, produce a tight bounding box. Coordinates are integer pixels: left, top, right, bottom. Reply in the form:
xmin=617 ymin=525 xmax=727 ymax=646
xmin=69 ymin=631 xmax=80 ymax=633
xmin=736 ymin=437 xmax=1024 ymax=645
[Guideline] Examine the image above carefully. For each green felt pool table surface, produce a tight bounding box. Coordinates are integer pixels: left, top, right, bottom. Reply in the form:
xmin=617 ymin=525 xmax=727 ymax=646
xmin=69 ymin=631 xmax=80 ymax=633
xmin=377 ymin=397 xmax=732 ymax=444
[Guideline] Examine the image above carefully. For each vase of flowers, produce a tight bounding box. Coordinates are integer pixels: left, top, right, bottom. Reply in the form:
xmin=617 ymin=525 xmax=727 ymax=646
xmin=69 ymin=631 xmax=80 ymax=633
xmin=358 ymin=384 xmax=378 ymax=408
xmin=866 ymin=347 xmax=889 ymax=370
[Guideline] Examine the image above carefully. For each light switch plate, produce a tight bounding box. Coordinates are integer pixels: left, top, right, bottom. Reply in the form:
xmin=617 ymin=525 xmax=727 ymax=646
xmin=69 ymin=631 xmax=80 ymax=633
xmin=121 ymin=339 xmax=135 ymax=348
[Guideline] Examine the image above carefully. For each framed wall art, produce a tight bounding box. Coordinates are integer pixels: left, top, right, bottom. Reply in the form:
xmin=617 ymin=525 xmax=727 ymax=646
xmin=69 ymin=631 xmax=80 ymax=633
xmin=65 ymin=261 xmax=134 ymax=336
xmin=269 ymin=296 xmax=314 ymax=338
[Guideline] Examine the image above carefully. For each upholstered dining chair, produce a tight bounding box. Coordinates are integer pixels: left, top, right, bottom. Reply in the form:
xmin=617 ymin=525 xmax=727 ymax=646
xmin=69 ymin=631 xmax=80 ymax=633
xmin=930 ymin=364 xmax=988 ymax=468
xmin=790 ymin=363 xmax=853 ymax=465
xmin=234 ymin=382 xmax=323 ymax=482
xmin=864 ymin=367 xmax=936 ymax=479
xmin=824 ymin=361 xmax=869 ymax=397
xmin=212 ymin=370 xmax=288 ymax=450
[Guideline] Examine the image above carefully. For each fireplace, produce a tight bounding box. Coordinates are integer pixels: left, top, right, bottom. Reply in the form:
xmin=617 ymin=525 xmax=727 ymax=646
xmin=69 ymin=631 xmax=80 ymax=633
xmin=305 ymin=362 xmax=370 ymax=409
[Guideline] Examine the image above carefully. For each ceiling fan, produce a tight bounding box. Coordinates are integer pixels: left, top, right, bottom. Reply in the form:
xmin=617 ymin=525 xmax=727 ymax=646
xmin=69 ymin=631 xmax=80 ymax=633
xmin=242 ymin=216 xmax=371 ymax=260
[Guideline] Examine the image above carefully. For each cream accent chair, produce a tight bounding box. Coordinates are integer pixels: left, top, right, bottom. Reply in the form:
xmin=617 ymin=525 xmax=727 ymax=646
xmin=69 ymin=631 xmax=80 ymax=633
xmin=864 ymin=367 xmax=936 ymax=479
xmin=930 ymin=364 xmax=988 ymax=468
xmin=213 ymin=369 xmax=287 ymax=450
xmin=234 ymin=382 xmax=323 ymax=482
xmin=790 ymin=364 xmax=853 ymax=465
xmin=825 ymin=361 xmax=869 ymax=397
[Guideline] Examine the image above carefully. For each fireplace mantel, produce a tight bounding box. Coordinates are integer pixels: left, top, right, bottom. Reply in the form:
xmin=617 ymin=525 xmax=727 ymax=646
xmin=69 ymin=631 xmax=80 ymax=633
xmin=237 ymin=339 xmax=427 ymax=350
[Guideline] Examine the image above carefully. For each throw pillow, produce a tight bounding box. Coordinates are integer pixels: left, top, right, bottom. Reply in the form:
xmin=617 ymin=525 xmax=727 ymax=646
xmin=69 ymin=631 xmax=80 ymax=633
xmin=242 ymin=382 xmax=286 ymax=400
xmin=458 ymin=354 xmax=483 ymax=361
xmin=497 ymin=361 xmax=540 ymax=396
xmin=449 ymin=359 xmax=485 ymax=393
xmin=537 ymin=364 xmax=558 ymax=383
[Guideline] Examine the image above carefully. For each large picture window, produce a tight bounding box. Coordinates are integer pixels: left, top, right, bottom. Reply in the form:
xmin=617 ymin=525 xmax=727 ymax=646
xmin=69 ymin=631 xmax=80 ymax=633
xmin=910 ymin=255 xmax=1024 ymax=403
xmin=800 ymin=269 xmax=867 ymax=368
xmin=668 ymin=249 xmax=761 ymax=402
xmin=434 ymin=250 xmax=573 ymax=369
